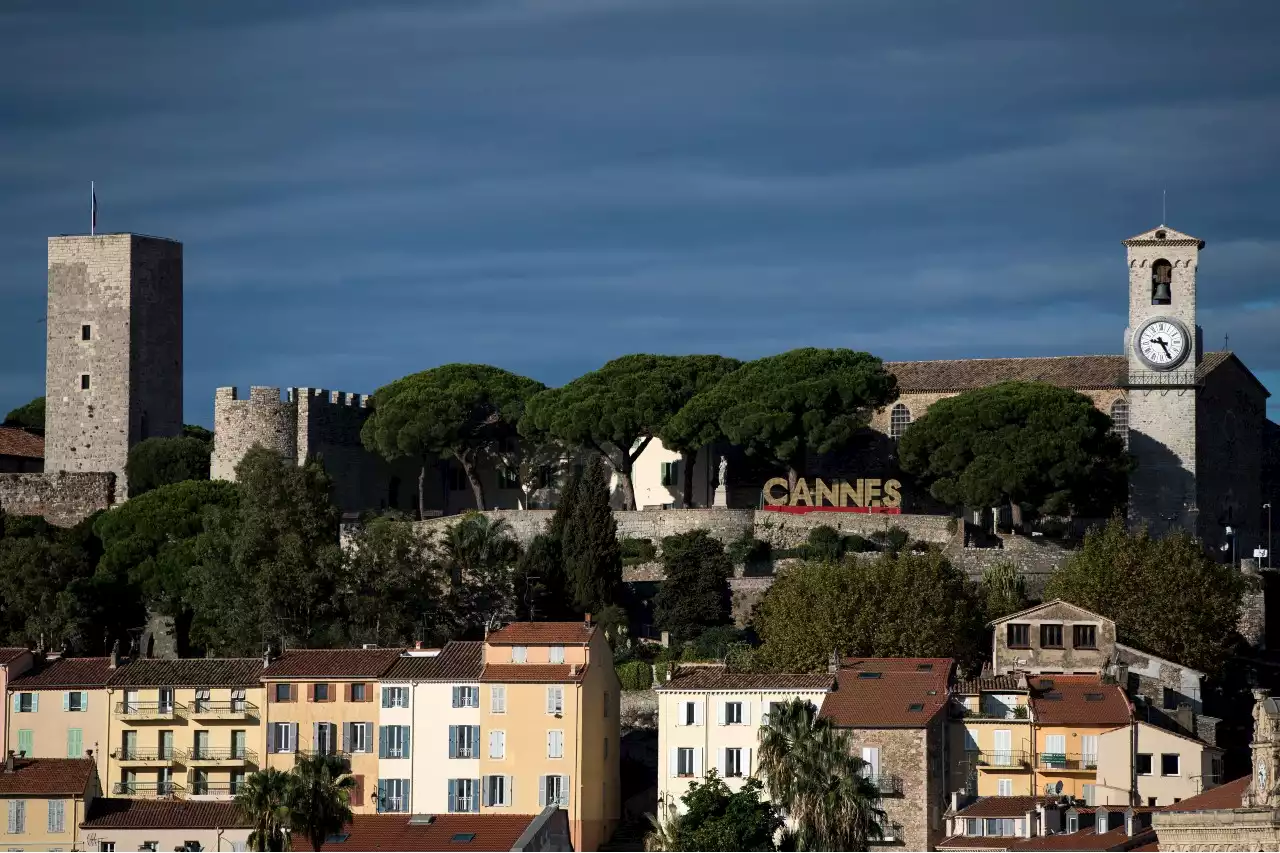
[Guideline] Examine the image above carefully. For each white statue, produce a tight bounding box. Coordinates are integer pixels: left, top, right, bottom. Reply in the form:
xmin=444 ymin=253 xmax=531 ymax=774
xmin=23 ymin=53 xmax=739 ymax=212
xmin=718 ymin=456 xmax=728 ymax=486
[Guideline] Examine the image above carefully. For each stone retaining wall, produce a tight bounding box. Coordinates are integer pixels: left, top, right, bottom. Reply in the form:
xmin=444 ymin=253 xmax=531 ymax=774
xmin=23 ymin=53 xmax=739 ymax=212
xmin=0 ymin=472 xmax=116 ymax=526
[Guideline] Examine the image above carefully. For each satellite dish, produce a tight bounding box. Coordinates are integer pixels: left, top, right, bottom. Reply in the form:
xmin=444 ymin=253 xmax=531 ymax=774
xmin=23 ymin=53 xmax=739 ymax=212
xmin=1055 ymin=781 xmax=1064 ymax=795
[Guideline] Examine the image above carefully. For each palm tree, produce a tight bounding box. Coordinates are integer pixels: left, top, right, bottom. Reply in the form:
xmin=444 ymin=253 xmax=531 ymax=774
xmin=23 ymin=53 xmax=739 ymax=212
xmin=235 ymin=768 xmax=295 ymax=852
xmin=289 ymin=753 xmax=356 ymax=851
xmin=643 ymin=793 xmax=685 ymax=852
xmin=757 ymin=698 xmax=886 ymax=851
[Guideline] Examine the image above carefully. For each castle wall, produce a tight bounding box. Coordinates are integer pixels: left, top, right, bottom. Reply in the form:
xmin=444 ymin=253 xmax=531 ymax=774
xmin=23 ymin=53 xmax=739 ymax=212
xmin=210 ymin=386 xmax=298 ymax=481
xmin=127 ymin=237 xmax=184 ymax=457
xmin=0 ymin=472 xmax=115 ymax=526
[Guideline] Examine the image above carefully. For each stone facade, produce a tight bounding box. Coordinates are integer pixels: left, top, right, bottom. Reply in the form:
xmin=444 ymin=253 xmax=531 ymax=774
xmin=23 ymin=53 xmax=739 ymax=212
xmin=992 ymin=600 xmax=1118 ymax=674
xmin=0 ymin=471 xmax=114 ymax=526
xmin=44 ymin=235 xmax=183 ymax=498
xmin=841 ymin=719 xmax=948 ymax=850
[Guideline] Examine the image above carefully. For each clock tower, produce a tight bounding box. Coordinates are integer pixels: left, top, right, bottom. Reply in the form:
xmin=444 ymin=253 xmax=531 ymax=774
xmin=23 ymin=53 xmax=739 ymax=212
xmin=1122 ymin=225 xmax=1205 ymax=536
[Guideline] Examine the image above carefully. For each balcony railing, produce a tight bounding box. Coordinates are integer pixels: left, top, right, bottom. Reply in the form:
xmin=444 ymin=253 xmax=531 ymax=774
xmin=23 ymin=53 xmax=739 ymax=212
xmin=378 ymin=796 xmax=408 ymax=814
xmin=955 ymin=707 xmax=1029 ymax=722
xmin=115 ymin=701 xmax=185 ymax=721
xmin=188 ymin=783 xmax=241 ymax=798
xmin=1037 ymin=752 xmax=1098 ymax=772
xmin=872 ymin=822 xmax=904 ymax=844
xmin=862 ymin=774 xmax=903 ymax=796
xmin=187 ymin=747 xmax=257 ymax=765
xmin=972 ymin=750 xmax=1032 ymax=769
xmin=296 ymin=749 xmax=349 ymax=762
xmin=113 ymin=781 xmax=185 ymax=798
xmin=188 ymin=701 xmax=258 ymax=719
xmin=111 ymin=748 xmax=184 ymax=764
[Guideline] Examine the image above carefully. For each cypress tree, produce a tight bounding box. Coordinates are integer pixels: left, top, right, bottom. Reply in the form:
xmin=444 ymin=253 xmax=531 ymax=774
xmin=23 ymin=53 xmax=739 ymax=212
xmin=562 ymin=457 xmax=622 ymax=613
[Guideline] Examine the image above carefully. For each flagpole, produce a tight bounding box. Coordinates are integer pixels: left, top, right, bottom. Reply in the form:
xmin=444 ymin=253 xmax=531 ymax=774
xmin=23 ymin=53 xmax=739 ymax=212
xmin=90 ymin=181 xmax=95 ymax=236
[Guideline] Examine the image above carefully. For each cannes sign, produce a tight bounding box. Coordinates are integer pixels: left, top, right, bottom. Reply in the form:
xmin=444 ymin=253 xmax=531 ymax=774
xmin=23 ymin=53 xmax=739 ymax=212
xmin=762 ymin=477 xmax=903 ymax=515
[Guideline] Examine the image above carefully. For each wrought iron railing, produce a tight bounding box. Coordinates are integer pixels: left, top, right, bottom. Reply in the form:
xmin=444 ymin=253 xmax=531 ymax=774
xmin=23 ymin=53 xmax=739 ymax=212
xmin=189 ymin=700 xmax=258 ymax=717
xmin=862 ymin=774 xmax=903 ymax=796
xmin=112 ymin=748 xmax=183 ymax=762
xmin=972 ymin=749 xmax=1032 ymax=769
xmin=113 ymin=781 xmax=185 ymax=797
xmin=188 ymin=747 xmax=257 ymax=763
xmin=189 ymin=782 xmax=240 ymax=797
xmin=1037 ymin=752 xmax=1098 ymax=771
xmin=115 ymin=701 xmax=185 ymax=718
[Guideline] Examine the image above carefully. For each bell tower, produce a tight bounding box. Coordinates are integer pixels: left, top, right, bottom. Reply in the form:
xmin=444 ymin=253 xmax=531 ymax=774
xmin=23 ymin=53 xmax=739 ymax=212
xmin=1122 ymin=225 xmax=1204 ymax=536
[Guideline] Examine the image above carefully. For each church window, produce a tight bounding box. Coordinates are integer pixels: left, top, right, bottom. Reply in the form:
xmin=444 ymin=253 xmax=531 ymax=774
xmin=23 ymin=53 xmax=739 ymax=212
xmin=80 ymin=374 xmax=91 ymax=391
xmin=1109 ymin=399 xmax=1129 ymax=450
xmin=1151 ymin=259 xmax=1172 ymax=305
xmin=889 ymin=404 xmax=912 ymax=439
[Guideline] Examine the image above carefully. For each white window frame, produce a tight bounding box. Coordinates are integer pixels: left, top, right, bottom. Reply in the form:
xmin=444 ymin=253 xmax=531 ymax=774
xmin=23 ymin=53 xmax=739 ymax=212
xmin=271 ymin=722 xmax=295 ymax=753
xmin=677 ymin=747 xmax=695 ymax=777
xmin=512 ymin=646 xmax=528 ymax=663
xmin=724 ymin=701 xmax=743 ymax=725
xmin=724 ymin=747 xmax=744 ymax=778
xmin=457 ymin=686 xmax=478 ymax=708
xmin=550 ymin=645 xmax=565 ymax=664
xmin=349 ymin=722 xmax=370 ymax=754
xmin=491 ymin=686 xmax=506 ymax=714
xmin=485 ymin=774 xmax=511 ymax=807
xmin=998 ymin=778 xmax=1013 ymax=796
xmin=16 ymin=693 xmax=35 ymax=714
xmin=546 ymin=686 xmax=564 ymax=715
xmin=542 ymin=774 xmax=568 ymax=808
xmin=1161 ymin=753 xmax=1181 ymax=777
xmin=453 ymin=778 xmax=476 ymax=813
xmin=548 ymin=729 xmax=564 ymax=759
xmin=489 ymin=730 xmax=506 ymax=760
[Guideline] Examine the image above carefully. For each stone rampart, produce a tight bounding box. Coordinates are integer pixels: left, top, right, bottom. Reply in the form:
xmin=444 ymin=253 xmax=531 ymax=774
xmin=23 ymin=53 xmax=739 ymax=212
xmin=211 ymin=386 xmax=297 ymax=480
xmin=0 ymin=472 xmax=115 ymax=526
xmin=752 ymin=509 xmax=954 ymax=548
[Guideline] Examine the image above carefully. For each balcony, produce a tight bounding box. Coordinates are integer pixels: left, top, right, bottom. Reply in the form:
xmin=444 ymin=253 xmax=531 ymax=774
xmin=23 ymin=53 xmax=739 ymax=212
xmin=115 ymin=701 xmax=185 ymax=722
xmin=972 ymin=750 xmax=1032 ymax=770
xmin=955 ymin=707 xmax=1029 ymax=722
xmin=296 ymin=750 xmax=350 ymax=764
xmin=872 ymin=822 xmax=904 ymax=844
xmin=187 ymin=748 xmax=257 ymax=767
xmin=378 ymin=796 xmax=409 ymax=814
xmin=188 ymin=783 xmax=241 ymax=799
xmin=111 ymin=748 xmax=184 ymax=767
xmin=188 ymin=701 xmax=259 ymax=721
xmin=862 ymin=774 xmax=903 ymax=796
xmin=113 ymin=781 xmax=185 ymax=798
xmin=1037 ymin=752 xmax=1098 ymax=773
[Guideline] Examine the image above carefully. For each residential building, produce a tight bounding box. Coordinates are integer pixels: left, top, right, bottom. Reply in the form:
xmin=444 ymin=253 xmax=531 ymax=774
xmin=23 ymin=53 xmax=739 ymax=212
xmin=950 ymin=673 xmax=1034 ymax=797
xmin=654 ymin=666 xmax=832 ymax=807
xmin=289 ymin=807 xmax=573 ymax=852
xmin=820 ymin=658 xmax=954 ymax=850
xmin=7 ymin=656 xmax=114 ymax=780
xmin=0 ymin=755 xmax=99 ymax=852
xmin=477 ymin=620 xmax=620 ymax=852
xmin=0 ymin=648 xmax=35 ymax=758
xmin=79 ymin=799 xmax=251 ymax=852
xmin=378 ymin=641 xmax=483 ymax=815
xmin=261 ymin=648 xmax=402 ymax=815
xmin=1028 ymin=676 xmax=1130 ymax=803
xmin=104 ymin=658 xmax=265 ymax=802
xmin=938 ymin=795 xmax=1064 ymax=850
xmin=1096 ymin=720 xmax=1222 ymax=807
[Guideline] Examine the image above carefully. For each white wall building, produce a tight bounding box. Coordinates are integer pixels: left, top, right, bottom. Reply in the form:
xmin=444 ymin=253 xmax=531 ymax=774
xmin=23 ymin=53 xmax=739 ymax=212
xmin=654 ymin=666 xmax=833 ymax=810
xmin=1096 ymin=720 xmax=1223 ymax=807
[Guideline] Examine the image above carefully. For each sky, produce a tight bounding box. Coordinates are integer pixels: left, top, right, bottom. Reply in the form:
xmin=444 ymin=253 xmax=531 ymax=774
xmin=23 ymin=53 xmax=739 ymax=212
xmin=2 ymin=0 xmax=1279 ymax=426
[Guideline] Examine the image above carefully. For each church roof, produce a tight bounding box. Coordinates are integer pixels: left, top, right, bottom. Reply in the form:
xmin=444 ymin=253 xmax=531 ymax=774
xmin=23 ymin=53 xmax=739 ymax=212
xmin=1122 ymin=224 xmax=1205 ymax=248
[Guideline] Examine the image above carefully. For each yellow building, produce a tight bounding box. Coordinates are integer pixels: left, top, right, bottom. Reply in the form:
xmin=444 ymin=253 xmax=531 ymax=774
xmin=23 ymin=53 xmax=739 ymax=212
xmin=1 ymin=648 xmax=35 ymax=760
xmin=7 ymin=656 xmax=115 ymax=783
xmin=1028 ymin=675 xmax=1131 ymax=803
xmin=104 ymin=659 xmax=266 ymax=801
xmin=0 ymin=754 xmax=98 ymax=852
xmin=261 ymin=648 xmax=402 ymax=815
xmin=478 ymin=620 xmax=620 ymax=853
xmin=951 ymin=673 xmax=1034 ymax=796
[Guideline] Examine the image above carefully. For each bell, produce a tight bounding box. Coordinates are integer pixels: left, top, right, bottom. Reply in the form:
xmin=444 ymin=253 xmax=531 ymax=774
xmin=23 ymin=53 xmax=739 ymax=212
xmin=1152 ymin=280 xmax=1171 ymax=304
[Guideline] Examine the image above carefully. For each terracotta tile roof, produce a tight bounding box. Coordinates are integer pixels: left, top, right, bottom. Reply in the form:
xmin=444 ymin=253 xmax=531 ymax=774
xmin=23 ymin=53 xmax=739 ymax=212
xmin=0 ymin=426 xmax=44 ymax=459
xmin=1029 ymin=676 xmax=1130 ymax=727
xmin=109 ymin=658 xmax=263 ymax=688
xmin=0 ymin=647 xmax=31 ymax=666
xmin=485 ymin=621 xmax=597 ymax=645
xmin=384 ymin=642 xmax=483 ymax=682
xmin=954 ymin=674 xmax=1027 ymax=694
xmin=290 ymin=813 xmax=540 ymax=852
xmin=1158 ymin=775 xmax=1248 ymax=811
xmin=479 ymin=663 xmax=588 ymax=684
xmin=81 ymin=798 xmax=250 ymax=829
xmin=261 ymin=648 xmax=403 ymax=680
xmin=656 ymin=665 xmax=834 ymax=692
xmin=10 ymin=657 xmax=114 ymax=689
xmin=953 ymin=796 xmax=1058 ymax=819
xmin=1009 ymin=826 xmax=1155 ymax=851
xmin=937 ymin=837 xmax=1016 ymax=851
xmin=1130 ymin=843 xmax=1159 ymax=852
xmin=0 ymin=758 xmax=95 ymax=797
xmin=819 ymin=657 xmax=952 ymax=728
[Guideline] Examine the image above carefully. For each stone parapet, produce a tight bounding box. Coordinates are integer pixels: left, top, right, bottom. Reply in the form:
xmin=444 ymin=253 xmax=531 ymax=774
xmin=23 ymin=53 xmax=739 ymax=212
xmin=0 ymin=471 xmax=115 ymax=526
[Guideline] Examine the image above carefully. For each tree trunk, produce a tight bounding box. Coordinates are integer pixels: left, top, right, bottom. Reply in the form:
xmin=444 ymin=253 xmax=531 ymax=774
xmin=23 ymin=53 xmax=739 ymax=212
xmin=459 ymin=451 xmax=487 ymax=511
xmin=616 ymin=465 xmax=637 ymax=511
xmin=417 ymin=460 xmax=427 ymax=521
xmin=681 ymin=448 xmax=697 ymax=508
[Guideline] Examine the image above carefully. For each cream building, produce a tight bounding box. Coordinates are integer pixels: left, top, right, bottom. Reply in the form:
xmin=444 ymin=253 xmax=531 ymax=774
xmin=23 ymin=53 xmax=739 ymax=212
xmin=7 ymin=657 xmax=113 ymax=783
xmin=655 ymin=666 xmax=833 ymax=806
xmin=377 ymin=641 xmax=483 ymax=815
xmin=1095 ymin=720 xmax=1222 ymax=808
xmin=79 ymin=799 xmax=251 ymax=852
xmin=0 ymin=755 xmax=98 ymax=852
xmin=478 ymin=620 xmax=620 ymax=852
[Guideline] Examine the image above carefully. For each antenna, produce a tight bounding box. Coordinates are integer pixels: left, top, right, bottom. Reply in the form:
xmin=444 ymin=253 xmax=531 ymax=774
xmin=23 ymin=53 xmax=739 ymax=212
xmin=1224 ymin=333 xmax=1229 ymax=351
xmin=1162 ymin=188 xmax=1167 ymax=225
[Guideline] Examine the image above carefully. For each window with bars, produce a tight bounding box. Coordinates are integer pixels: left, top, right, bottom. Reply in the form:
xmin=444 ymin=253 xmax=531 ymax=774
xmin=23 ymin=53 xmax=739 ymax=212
xmin=1110 ymin=399 xmax=1129 ymax=449
xmin=889 ymin=404 xmax=912 ymax=439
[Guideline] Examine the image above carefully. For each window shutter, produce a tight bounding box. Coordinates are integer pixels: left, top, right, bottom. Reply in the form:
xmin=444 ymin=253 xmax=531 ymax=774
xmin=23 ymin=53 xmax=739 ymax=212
xmin=546 ymin=687 xmax=554 ymax=714
xmin=742 ymin=703 xmax=751 ymax=725
xmin=448 ymin=726 xmax=457 ymax=759
xmin=31 ymin=694 xmax=38 ymax=713
xmin=379 ymin=726 xmax=389 ymax=759
xmin=48 ymin=799 xmax=64 ymax=833
xmin=668 ymin=748 xmax=678 ymax=776
xmin=351 ymin=775 xmax=363 ymax=807
xmin=382 ymin=687 xmax=391 ymax=708
xmin=452 ymin=686 xmax=462 ymax=708
xmin=290 ymin=684 xmax=298 ymax=702
xmin=717 ymin=702 xmax=725 ymax=725
xmin=289 ymin=723 xmax=298 ymax=752
xmin=677 ymin=702 xmax=687 ymax=727
xmin=538 ymin=776 xmax=547 ymax=808
xmin=68 ymin=729 xmax=82 ymax=758
xmin=470 ymin=726 xmax=480 ymax=758
xmin=404 ymin=780 xmax=412 ymax=811
xmin=693 ymin=748 xmax=702 ymax=776
xmin=403 ymin=728 xmax=411 ymax=760
xmin=267 ymin=725 xmax=277 ymax=754
xmin=746 ymin=747 xmax=753 ymax=776
xmin=449 ymin=778 xmax=459 ymax=812
xmin=63 ymin=692 xmax=70 ymax=712
xmin=718 ymin=748 xmax=727 ymax=777
xmin=10 ymin=695 xmax=17 ymax=713
xmin=343 ymin=723 xmax=353 ymax=753
xmin=379 ymin=779 xmax=389 ymax=814
xmin=308 ymin=684 xmax=316 ymax=702
xmin=558 ymin=775 xmax=569 ymax=807
xmin=482 ymin=776 xmax=491 ymax=808
xmin=693 ymin=701 xmax=704 ymax=726
xmin=344 ymin=683 xmax=352 ymax=702
xmin=313 ymin=723 xmax=320 ymax=754
xmin=470 ymin=778 xmax=479 ymax=812
xmin=505 ymin=776 xmax=514 ymax=807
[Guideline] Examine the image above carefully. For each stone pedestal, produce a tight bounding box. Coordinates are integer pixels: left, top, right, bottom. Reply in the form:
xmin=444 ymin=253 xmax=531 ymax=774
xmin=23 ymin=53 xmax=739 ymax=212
xmin=713 ymin=485 xmax=728 ymax=507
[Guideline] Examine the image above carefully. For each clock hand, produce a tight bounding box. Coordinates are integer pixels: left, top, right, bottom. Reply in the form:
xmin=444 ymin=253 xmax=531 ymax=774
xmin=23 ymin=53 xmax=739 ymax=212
xmin=1153 ymin=337 xmax=1171 ymax=359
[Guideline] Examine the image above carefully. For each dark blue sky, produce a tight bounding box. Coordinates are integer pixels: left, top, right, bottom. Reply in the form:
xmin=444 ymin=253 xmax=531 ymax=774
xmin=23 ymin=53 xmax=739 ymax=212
xmin=3 ymin=0 xmax=1279 ymax=425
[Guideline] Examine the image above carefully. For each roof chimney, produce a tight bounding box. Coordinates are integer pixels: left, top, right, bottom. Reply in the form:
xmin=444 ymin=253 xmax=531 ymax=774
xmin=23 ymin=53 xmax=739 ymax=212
xmin=262 ymin=644 xmax=272 ymax=669
xmin=584 ymin=613 xmax=592 ymax=628
xmin=827 ymin=649 xmax=839 ymax=675
xmin=569 ymin=663 xmax=579 ymax=677
xmin=1175 ymin=702 xmax=1195 ymax=736
xmin=4 ymin=751 xmax=14 ymax=774
xmin=108 ymin=641 xmax=119 ymax=670
xmin=84 ymin=749 xmax=93 ymax=762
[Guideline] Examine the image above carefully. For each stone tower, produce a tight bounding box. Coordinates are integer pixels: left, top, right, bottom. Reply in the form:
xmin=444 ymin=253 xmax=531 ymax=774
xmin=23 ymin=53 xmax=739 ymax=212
xmin=45 ymin=234 xmax=183 ymax=498
xmin=1123 ymin=225 xmax=1204 ymax=536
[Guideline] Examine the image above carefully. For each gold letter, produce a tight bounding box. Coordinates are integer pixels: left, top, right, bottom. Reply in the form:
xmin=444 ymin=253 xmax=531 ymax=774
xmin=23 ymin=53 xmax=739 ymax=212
xmin=882 ymin=479 xmax=902 ymax=509
xmin=866 ymin=478 xmax=882 ymax=508
xmin=763 ymin=478 xmax=789 ymax=506
xmin=840 ymin=479 xmax=865 ymax=508
xmin=791 ymin=479 xmax=812 ymax=507
xmin=814 ymin=478 xmax=838 ymax=507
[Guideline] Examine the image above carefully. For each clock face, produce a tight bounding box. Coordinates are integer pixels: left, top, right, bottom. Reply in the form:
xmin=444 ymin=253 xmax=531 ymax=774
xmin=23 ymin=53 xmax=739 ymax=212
xmin=1135 ymin=319 xmax=1188 ymax=370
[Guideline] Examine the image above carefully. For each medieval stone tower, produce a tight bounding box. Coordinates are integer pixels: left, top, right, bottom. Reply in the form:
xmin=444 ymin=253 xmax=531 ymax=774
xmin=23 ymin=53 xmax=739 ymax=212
xmin=45 ymin=234 xmax=183 ymax=498
xmin=1123 ymin=225 xmax=1205 ymax=536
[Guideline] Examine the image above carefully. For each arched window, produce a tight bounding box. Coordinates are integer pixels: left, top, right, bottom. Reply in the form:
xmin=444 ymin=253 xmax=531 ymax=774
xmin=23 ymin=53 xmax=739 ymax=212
xmin=1110 ymin=399 xmax=1129 ymax=450
xmin=1151 ymin=259 xmax=1172 ymax=305
xmin=889 ymin=403 xmax=912 ymax=439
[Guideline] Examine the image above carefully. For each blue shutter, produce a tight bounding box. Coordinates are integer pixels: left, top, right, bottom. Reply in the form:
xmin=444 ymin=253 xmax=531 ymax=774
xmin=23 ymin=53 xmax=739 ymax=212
xmin=471 ymin=778 xmax=480 ymax=813
xmin=402 ymin=727 xmax=411 ymax=760
xmin=377 ymin=779 xmax=387 ymax=814
xmin=537 ymin=775 xmax=546 ymax=807
xmin=63 ymin=692 xmax=70 ymax=712
xmin=10 ymin=695 xmax=17 ymax=713
xmin=447 ymin=779 xmax=457 ymax=813
xmin=378 ymin=726 xmax=388 ymax=759
xmin=381 ymin=687 xmax=391 ymax=708
xmin=448 ymin=726 xmax=457 ymax=759
xmin=31 ymin=694 xmax=38 ymax=713
xmin=404 ymin=780 xmax=411 ymax=812
xmin=452 ymin=686 xmax=461 ymax=708
xmin=471 ymin=725 xmax=480 ymax=757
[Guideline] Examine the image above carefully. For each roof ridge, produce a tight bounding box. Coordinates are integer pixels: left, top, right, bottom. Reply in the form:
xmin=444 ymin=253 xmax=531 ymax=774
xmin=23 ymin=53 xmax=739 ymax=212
xmin=885 ymin=353 xmax=1122 ymax=365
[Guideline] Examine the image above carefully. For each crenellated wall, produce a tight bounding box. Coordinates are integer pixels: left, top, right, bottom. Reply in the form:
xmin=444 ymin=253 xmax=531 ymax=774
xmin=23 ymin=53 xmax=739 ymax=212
xmin=211 ymin=386 xmax=298 ymax=480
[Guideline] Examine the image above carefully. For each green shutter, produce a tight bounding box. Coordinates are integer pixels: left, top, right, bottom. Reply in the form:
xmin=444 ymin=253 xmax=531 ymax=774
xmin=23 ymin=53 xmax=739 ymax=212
xmin=67 ymin=728 xmax=83 ymax=758
xmin=17 ymin=729 xmax=33 ymax=757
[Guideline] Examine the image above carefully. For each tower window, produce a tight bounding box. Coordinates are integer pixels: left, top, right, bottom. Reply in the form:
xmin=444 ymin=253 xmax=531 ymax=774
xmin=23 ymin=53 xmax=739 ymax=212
xmin=81 ymin=324 xmax=92 ymax=341
xmin=1109 ymin=399 xmax=1129 ymax=450
xmin=80 ymin=374 xmax=91 ymax=390
xmin=1151 ymin=259 xmax=1172 ymax=305
xmin=889 ymin=403 xmax=913 ymax=439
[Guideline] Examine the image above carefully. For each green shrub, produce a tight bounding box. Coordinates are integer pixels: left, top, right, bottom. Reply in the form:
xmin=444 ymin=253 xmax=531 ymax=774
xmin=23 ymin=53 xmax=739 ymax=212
xmin=616 ymin=660 xmax=654 ymax=691
xmin=870 ymin=525 xmax=910 ymax=555
xmin=727 ymin=534 xmax=772 ymax=565
xmin=620 ymin=537 xmax=658 ymax=566
xmin=803 ymin=525 xmax=844 ymax=560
